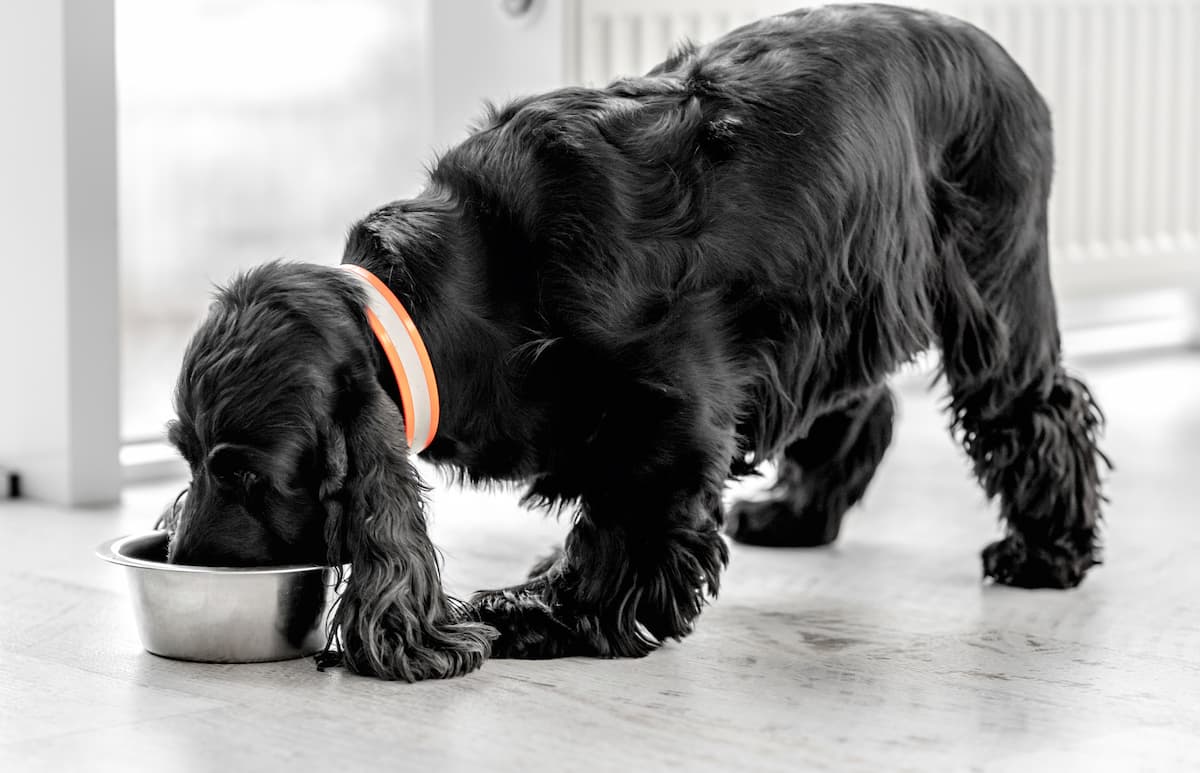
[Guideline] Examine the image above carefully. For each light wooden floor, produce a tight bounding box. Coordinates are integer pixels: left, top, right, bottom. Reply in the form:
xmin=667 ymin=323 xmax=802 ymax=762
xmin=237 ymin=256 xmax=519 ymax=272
xmin=3 ymin=352 xmax=1199 ymax=772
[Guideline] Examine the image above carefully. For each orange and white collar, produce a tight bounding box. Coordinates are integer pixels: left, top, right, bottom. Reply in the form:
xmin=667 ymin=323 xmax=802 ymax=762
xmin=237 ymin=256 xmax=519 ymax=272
xmin=339 ymin=264 xmax=440 ymax=453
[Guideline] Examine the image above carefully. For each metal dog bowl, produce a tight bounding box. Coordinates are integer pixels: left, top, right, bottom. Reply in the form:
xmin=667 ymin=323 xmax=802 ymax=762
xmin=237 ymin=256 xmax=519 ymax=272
xmin=97 ymin=531 xmax=341 ymax=663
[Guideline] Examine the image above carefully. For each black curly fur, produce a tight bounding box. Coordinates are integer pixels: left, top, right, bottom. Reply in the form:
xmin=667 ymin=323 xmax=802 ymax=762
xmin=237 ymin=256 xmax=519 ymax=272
xmin=165 ymin=4 xmax=1108 ymax=679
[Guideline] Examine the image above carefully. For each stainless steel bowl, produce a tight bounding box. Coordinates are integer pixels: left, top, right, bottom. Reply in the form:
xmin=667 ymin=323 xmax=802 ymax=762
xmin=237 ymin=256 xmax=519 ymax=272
xmin=97 ymin=531 xmax=341 ymax=663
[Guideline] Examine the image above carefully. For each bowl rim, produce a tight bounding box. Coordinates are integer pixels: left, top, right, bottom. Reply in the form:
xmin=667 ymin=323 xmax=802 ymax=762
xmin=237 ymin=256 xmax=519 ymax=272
xmin=95 ymin=531 xmax=338 ymax=575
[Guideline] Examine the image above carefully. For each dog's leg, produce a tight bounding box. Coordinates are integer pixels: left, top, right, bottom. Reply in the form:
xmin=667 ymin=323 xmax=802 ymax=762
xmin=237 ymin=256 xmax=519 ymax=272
xmin=725 ymin=387 xmax=895 ymax=547
xmin=472 ymin=494 xmax=729 ymax=659
xmin=941 ymin=237 xmax=1108 ymax=589
xmin=470 ymin=392 xmax=732 ymax=659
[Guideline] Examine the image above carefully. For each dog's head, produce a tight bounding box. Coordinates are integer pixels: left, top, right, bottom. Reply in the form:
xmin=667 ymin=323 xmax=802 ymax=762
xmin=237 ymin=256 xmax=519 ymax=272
xmin=165 ymin=260 xmax=494 ymax=679
xmin=165 ymin=261 xmax=360 ymax=567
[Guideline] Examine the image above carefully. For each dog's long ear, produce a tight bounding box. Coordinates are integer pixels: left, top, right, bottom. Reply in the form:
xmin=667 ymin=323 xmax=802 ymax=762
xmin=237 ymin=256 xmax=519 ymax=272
xmin=323 ymin=380 xmax=496 ymax=681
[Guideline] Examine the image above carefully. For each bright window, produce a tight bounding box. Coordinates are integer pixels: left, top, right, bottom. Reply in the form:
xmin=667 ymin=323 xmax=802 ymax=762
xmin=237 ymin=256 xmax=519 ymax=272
xmin=116 ymin=0 xmax=430 ymax=441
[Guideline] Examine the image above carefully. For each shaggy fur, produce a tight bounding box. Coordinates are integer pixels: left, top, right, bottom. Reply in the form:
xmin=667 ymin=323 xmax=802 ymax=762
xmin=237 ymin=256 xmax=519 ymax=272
xmin=165 ymin=3 xmax=1108 ymax=680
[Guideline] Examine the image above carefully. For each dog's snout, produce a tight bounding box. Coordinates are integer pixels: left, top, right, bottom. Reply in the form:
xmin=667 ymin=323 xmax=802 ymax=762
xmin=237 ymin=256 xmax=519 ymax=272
xmin=168 ymin=540 xmax=227 ymax=567
xmin=165 ymin=504 xmax=234 ymax=567
xmin=168 ymin=525 xmax=261 ymax=567
xmin=165 ymin=520 xmax=204 ymax=565
xmin=165 ymin=488 xmax=283 ymax=567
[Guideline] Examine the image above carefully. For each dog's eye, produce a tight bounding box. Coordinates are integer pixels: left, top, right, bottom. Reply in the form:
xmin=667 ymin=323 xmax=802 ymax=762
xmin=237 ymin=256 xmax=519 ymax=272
xmin=205 ymin=444 xmax=262 ymax=496
xmin=217 ymin=467 xmax=259 ymax=489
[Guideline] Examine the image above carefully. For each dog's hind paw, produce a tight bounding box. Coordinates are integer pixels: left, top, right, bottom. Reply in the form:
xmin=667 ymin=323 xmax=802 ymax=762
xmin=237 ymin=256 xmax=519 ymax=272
xmin=725 ymin=499 xmax=841 ymax=547
xmin=982 ymin=534 xmax=1097 ymax=589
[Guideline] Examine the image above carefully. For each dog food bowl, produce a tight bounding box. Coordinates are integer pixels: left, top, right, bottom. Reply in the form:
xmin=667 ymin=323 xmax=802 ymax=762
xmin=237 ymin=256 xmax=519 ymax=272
xmin=96 ymin=531 xmax=341 ymax=663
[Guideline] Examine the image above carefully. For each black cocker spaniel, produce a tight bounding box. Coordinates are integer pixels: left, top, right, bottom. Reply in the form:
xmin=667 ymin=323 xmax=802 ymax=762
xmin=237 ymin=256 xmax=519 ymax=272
xmin=164 ymin=4 xmax=1108 ymax=680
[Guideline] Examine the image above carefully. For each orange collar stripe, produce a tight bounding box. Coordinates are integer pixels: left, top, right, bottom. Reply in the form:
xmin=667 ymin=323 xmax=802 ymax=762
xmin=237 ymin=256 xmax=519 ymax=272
xmin=340 ymin=264 xmax=440 ymax=452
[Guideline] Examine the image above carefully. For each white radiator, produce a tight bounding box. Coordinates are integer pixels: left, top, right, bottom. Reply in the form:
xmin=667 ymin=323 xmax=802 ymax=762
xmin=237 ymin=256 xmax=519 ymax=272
xmin=561 ymin=0 xmax=1200 ymax=303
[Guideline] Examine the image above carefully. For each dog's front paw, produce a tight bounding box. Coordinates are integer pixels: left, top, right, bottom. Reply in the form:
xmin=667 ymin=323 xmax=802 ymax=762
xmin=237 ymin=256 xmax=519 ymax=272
xmin=469 ymin=584 xmax=583 ymax=659
xmin=982 ymin=534 xmax=1096 ymax=589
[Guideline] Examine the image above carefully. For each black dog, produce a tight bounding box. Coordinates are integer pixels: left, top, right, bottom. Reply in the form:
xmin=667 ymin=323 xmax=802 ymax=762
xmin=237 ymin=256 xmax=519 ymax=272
xmin=164 ymin=3 xmax=1108 ymax=680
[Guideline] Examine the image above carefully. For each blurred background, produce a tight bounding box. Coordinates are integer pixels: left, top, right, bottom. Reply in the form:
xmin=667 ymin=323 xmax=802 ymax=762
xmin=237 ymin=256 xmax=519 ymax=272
xmin=1 ymin=0 xmax=1198 ymax=503
xmin=117 ymin=0 xmax=432 ymax=443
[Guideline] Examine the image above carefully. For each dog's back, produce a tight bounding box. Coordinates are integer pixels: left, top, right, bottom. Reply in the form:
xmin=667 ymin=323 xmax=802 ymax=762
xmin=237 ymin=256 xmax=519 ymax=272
xmin=431 ymin=3 xmax=1051 ymax=467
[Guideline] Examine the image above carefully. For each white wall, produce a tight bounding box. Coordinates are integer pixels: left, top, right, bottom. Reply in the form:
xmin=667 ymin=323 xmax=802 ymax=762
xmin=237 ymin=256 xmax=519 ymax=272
xmin=429 ymin=0 xmax=570 ymax=149
xmin=0 ymin=0 xmax=120 ymax=505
